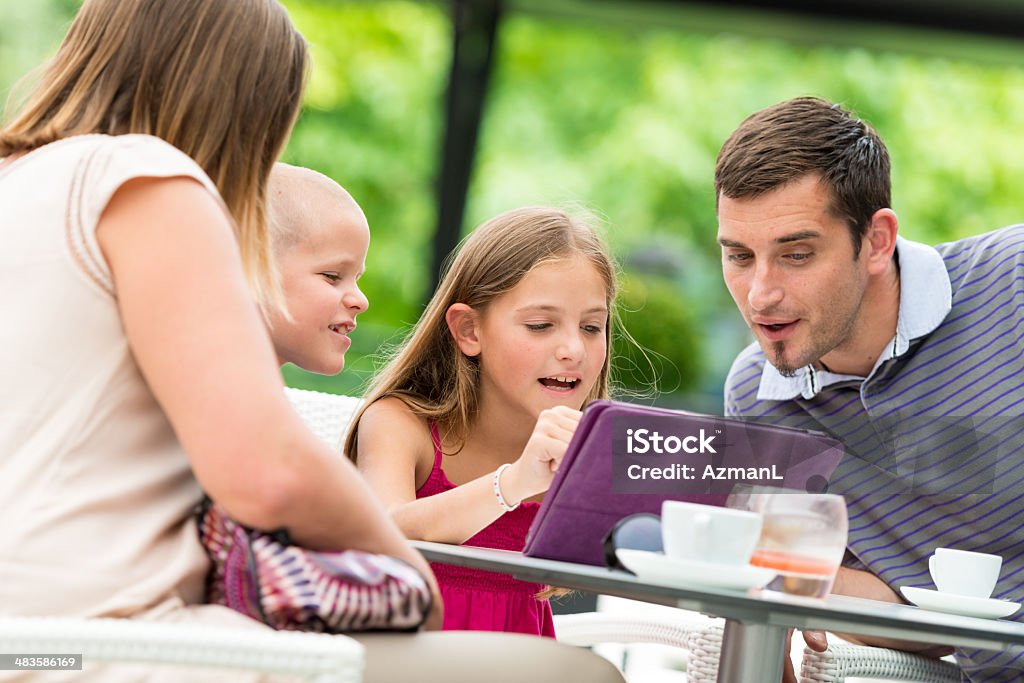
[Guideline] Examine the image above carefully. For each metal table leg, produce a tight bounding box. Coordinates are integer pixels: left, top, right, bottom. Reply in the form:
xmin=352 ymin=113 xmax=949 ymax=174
xmin=717 ymin=618 xmax=788 ymax=682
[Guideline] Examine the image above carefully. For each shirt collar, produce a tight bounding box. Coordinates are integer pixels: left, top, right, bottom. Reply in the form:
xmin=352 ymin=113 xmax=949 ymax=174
xmin=756 ymin=235 xmax=952 ymax=401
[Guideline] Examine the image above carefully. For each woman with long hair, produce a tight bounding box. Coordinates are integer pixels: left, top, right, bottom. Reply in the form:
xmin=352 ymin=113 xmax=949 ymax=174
xmin=0 ymin=3 xmax=623 ymax=682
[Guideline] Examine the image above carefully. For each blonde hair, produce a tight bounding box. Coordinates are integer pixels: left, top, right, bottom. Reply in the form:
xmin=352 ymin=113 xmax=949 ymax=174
xmin=0 ymin=0 xmax=308 ymax=309
xmin=345 ymin=206 xmax=617 ymax=461
xmin=267 ymin=162 xmax=360 ymax=255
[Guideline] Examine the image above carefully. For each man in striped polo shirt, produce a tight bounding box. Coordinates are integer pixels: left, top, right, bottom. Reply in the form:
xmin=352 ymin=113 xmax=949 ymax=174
xmin=715 ymin=96 xmax=1024 ymax=682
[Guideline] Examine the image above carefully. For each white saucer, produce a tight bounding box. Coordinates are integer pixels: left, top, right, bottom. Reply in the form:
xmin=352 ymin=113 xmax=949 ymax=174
xmin=900 ymin=586 xmax=1020 ymax=619
xmin=616 ymin=549 xmax=776 ymax=592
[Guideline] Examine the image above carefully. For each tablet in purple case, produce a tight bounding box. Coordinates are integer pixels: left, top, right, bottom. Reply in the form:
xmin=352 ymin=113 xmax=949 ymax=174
xmin=522 ymin=400 xmax=843 ymax=566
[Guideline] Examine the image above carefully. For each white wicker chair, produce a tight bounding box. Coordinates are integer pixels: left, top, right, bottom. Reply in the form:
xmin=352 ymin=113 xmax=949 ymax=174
xmin=554 ymin=608 xmax=961 ymax=683
xmin=0 ymin=616 xmax=363 ymax=682
xmin=800 ymin=643 xmax=960 ymax=683
xmin=284 ymin=387 xmax=363 ymax=451
xmin=553 ymin=604 xmax=720 ymax=682
xmin=553 ymin=612 xmax=712 ymax=651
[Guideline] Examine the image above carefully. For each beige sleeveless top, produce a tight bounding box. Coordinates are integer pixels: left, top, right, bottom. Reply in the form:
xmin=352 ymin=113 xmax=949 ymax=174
xmin=0 ymin=134 xmax=226 ymax=617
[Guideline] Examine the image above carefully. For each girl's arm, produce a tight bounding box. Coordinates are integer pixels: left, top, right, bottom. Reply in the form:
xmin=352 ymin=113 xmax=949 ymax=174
xmin=356 ymin=397 xmax=579 ymax=544
xmin=97 ymin=177 xmax=440 ymax=597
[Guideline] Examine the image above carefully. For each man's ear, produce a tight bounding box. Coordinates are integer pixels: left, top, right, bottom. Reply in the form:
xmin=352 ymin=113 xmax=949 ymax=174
xmin=445 ymin=303 xmax=482 ymax=357
xmin=862 ymin=208 xmax=898 ymax=276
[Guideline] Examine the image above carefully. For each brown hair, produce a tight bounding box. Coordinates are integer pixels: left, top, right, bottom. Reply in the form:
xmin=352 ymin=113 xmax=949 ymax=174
xmin=0 ymin=0 xmax=308 ymax=308
xmin=714 ymin=97 xmax=890 ymax=258
xmin=344 ymin=206 xmax=618 ymax=461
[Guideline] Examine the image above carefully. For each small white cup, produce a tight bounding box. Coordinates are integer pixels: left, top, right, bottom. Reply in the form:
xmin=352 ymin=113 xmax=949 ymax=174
xmin=929 ymin=548 xmax=1002 ymax=598
xmin=661 ymin=501 xmax=762 ymax=566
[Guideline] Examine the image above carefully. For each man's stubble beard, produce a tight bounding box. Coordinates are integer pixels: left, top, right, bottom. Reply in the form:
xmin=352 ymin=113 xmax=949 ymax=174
xmin=766 ymin=295 xmax=863 ymax=378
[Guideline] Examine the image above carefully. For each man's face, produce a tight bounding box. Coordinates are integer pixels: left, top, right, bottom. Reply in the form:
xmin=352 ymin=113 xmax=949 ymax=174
xmin=717 ymin=175 xmax=870 ymax=377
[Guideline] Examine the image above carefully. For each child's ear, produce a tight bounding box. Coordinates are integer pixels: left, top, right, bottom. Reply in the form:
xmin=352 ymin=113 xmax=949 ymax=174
xmin=445 ymin=303 xmax=482 ymax=357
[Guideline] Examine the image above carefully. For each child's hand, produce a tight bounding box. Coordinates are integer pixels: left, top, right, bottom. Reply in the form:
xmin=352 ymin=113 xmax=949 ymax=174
xmin=503 ymin=406 xmax=582 ymax=504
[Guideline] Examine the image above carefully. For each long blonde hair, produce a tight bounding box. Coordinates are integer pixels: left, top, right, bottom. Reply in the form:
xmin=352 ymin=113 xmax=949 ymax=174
xmin=345 ymin=206 xmax=618 ymax=461
xmin=0 ymin=0 xmax=308 ymax=309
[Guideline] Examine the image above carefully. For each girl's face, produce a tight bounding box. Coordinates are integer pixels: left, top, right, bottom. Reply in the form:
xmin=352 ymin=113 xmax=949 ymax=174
xmin=473 ymin=255 xmax=609 ymax=422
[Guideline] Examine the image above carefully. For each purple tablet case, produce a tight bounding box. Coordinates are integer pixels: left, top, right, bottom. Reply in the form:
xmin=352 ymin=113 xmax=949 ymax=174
xmin=522 ymin=400 xmax=843 ymax=566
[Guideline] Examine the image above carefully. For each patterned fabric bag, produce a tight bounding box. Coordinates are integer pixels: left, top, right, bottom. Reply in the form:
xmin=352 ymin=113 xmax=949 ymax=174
xmin=197 ymin=498 xmax=432 ymax=633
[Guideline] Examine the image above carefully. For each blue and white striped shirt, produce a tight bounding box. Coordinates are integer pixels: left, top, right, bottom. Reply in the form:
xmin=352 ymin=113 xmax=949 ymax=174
xmin=724 ymin=226 xmax=1024 ymax=681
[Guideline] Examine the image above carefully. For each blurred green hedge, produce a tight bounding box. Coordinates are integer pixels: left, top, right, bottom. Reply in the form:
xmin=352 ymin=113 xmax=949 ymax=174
xmin=6 ymin=1 xmax=1024 ymax=409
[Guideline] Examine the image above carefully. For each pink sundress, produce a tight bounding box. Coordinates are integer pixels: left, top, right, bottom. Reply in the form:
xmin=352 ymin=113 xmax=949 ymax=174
xmin=415 ymin=423 xmax=556 ymax=637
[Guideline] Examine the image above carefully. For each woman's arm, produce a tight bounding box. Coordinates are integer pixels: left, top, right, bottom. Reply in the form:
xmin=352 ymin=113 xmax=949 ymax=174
xmin=356 ymin=398 xmax=579 ymax=544
xmin=96 ymin=177 xmax=440 ymax=598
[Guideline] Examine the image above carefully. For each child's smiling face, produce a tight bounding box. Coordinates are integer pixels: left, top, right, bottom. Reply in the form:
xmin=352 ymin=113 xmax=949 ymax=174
xmin=471 ymin=254 xmax=609 ymax=422
xmin=267 ymin=174 xmax=369 ymax=375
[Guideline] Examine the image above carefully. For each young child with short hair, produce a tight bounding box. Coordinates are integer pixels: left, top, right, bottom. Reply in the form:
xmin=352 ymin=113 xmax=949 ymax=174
xmin=264 ymin=163 xmax=369 ymax=375
xmin=344 ymin=207 xmax=619 ymax=636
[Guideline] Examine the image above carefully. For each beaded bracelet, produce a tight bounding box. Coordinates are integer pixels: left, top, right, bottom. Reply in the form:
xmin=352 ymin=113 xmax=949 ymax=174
xmin=492 ymin=463 xmax=519 ymax=512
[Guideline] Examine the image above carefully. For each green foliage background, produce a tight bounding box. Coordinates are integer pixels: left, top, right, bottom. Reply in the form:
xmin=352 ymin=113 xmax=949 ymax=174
xmin=4 ymin=1 xmax=1024 ymax=411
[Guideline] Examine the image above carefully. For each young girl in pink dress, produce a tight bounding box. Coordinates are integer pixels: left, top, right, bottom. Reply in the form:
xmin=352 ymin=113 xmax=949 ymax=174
xmin=345 ymin=207 xmax=618 ymax=636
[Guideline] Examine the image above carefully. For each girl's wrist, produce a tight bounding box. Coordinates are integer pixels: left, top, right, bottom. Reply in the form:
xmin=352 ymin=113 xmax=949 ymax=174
xmin=497 ymin=461 xmax=531 ymax=509
xmin=492 ymin=464 xmax=519 ymax=512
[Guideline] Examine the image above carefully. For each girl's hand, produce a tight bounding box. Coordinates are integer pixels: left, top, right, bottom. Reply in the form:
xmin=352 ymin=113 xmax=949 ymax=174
xmin=503 ymin=406 xmax=582 ymax=504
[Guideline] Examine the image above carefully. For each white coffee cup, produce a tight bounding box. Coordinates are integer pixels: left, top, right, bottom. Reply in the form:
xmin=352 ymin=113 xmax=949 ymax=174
xmin=928 ymin=548 xmax=1002 ymax=598
xmin=661 ymin=501 xmax=762 ymax=565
